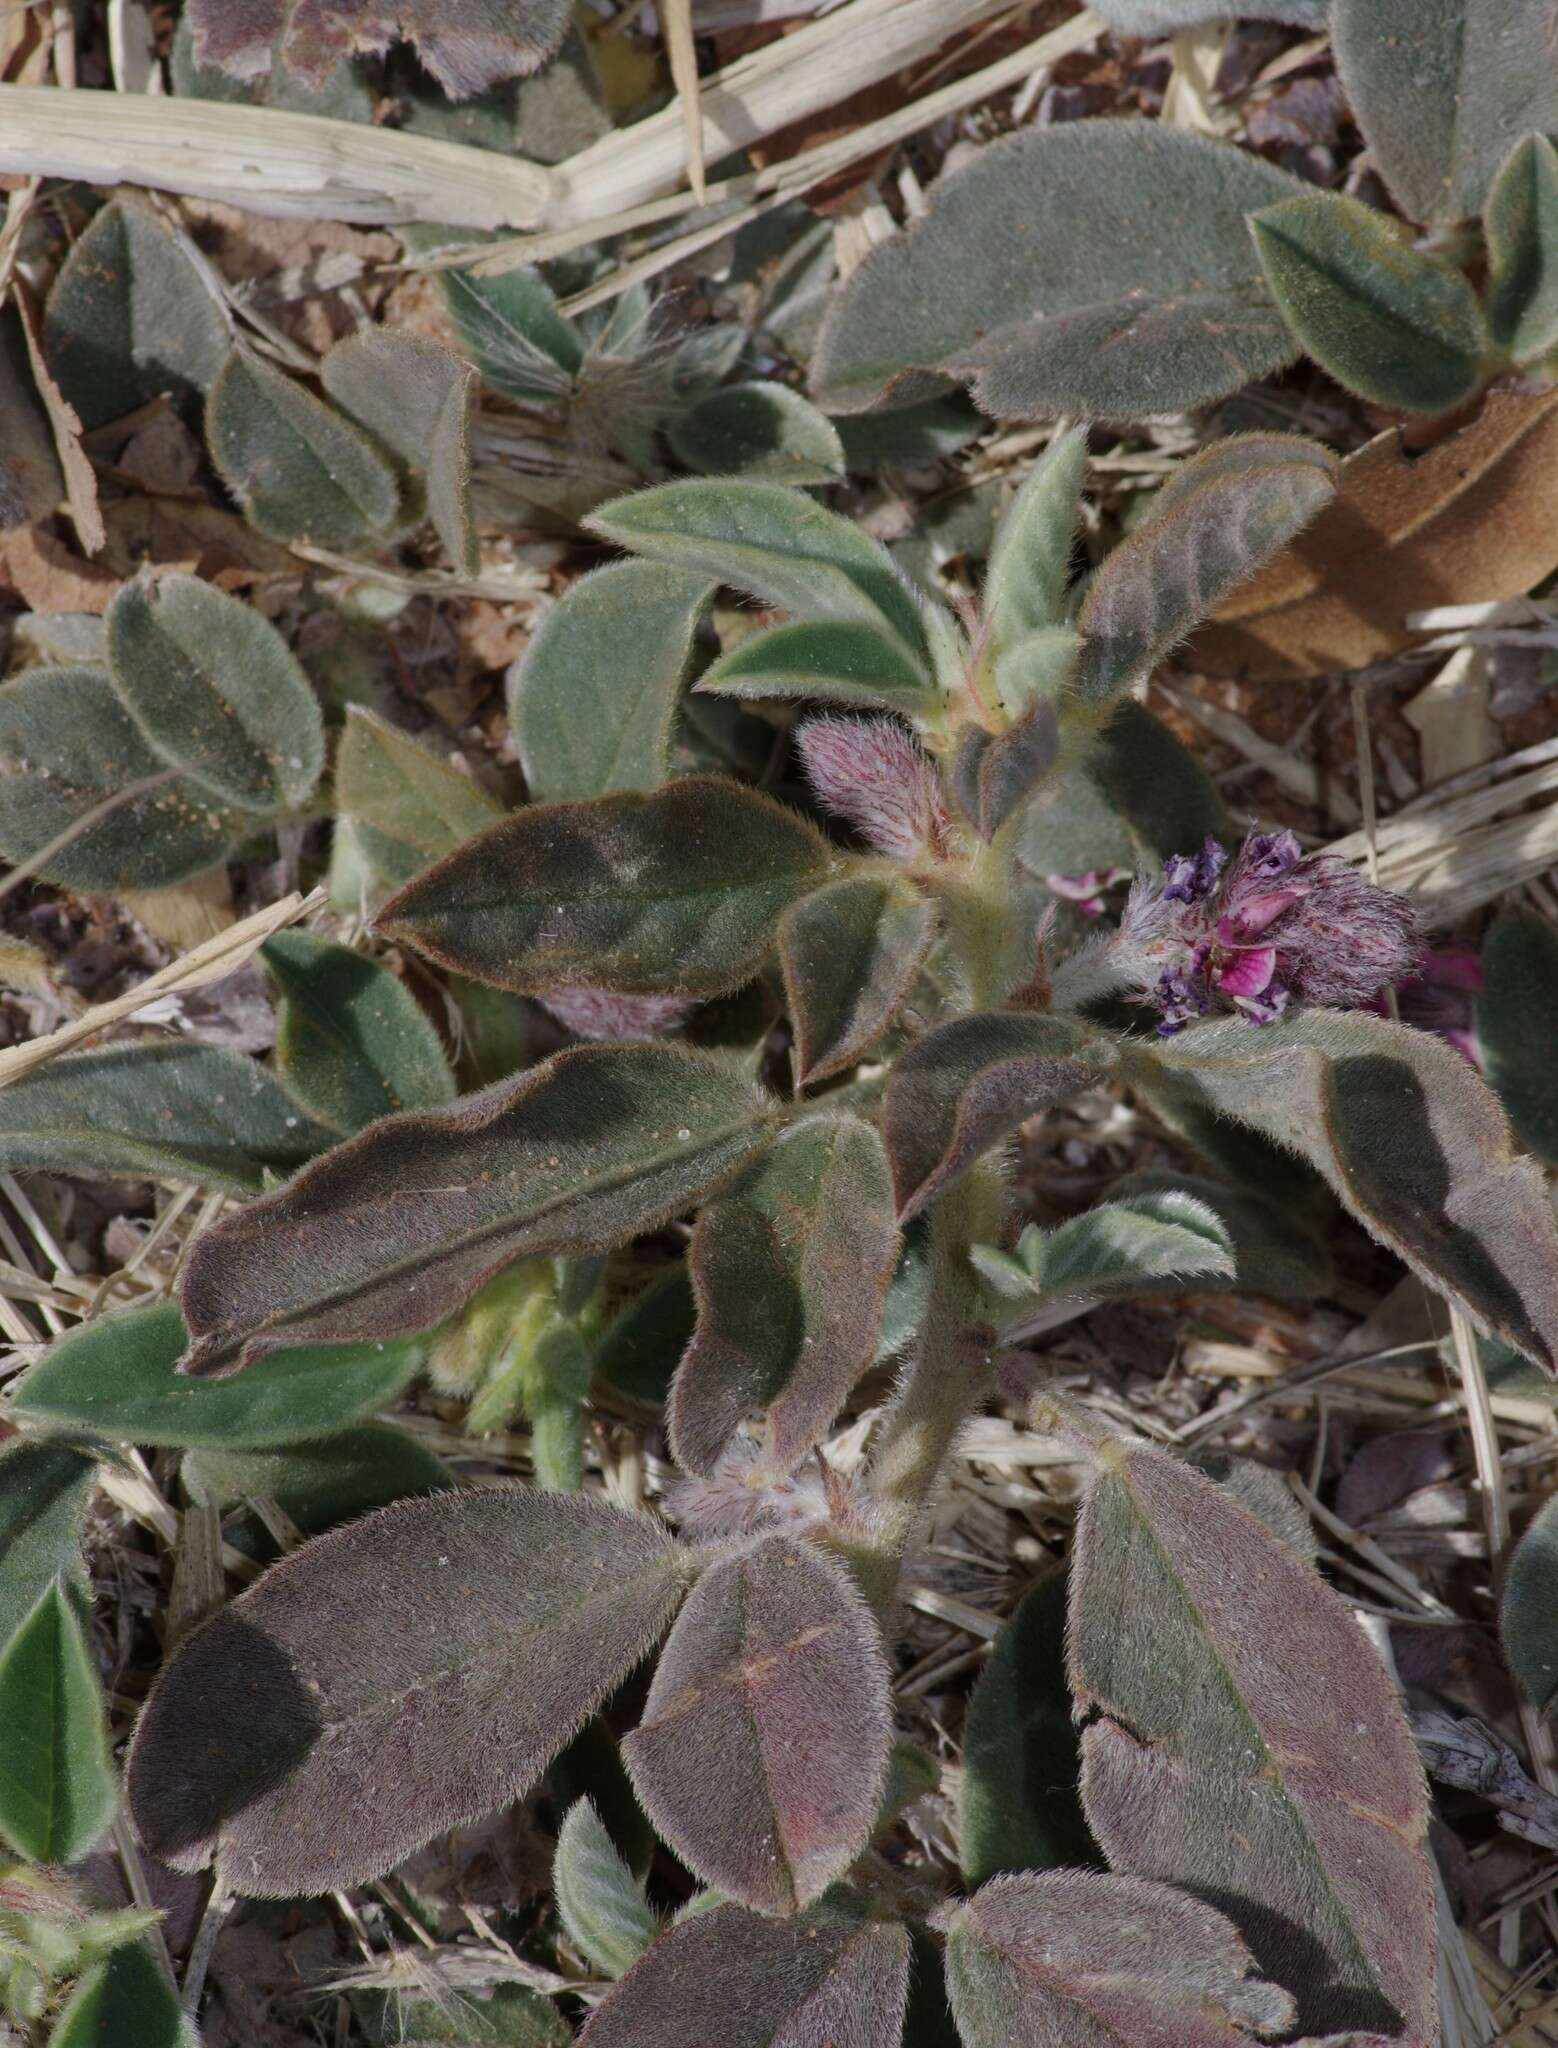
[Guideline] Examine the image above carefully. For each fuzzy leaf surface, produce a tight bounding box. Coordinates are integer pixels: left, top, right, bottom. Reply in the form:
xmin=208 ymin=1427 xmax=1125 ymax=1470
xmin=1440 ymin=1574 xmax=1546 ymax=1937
xmin=355 ymin=1983 xmax=568 ymax=2048
xmin=207 ymin=349 xmax=401 ymax=548
xmin=1502 ymin=1495 xmax=1558 ymax=1716
xmin=42 ymin=201 xmax=228 ymax=433
xmin=984 ymin=427 xmax=1086 ymax=656
xmin=186 ymin=0 xmax=571 ymax=97
xmin=589 ymin=479 xmax=933 ymax=671
xmin=1484 ymin=134 xmax=1558 ymax=363
xmin=1071 ymin=1440 xmax=1435 ymax=2040
xmin=106 ymin=574 xmax=324 ymax=812
xmin=670 ymin=1110 xmax=899 ymax=1480
xmin=945 ymin=1869 xmax=1296 ymax=2048
xmin=1332 ymin=0 xmax=1558 ymax=225
xmin=697 ymin=619 xmax=941 ymax=717
xmin=884 ymin=1014 xmax=1113 ymax=1221
xmin=0 ymin=1580 xmax=117 ymax=1865
xmin=1076 ymin=434 xmax=1338 ymax=706
xmin=1251 ymin=193 xmax=1487 ymax=414
xmin=624 ymin=1536 xmax=891 ymax=1913
xmin=126 ymin=1486 xmax=688 ymax=1893
xmin=580 ymin=1896 xmax=910 ymax=2048
xmin=264 ymin=928 xmax=456 ymax=1134
xmin=379 ymin=778 xmax=836 ymax=999
xmin=0 ymin=1442 xmax=94 ymax=1647
xmin=1112 ymin=1169 xmax=1332 ymax=1299
xmin=50 ymin=1940 xmax=194 ymax=2048
xmin=554 ymin=1798 xmax=657 ymax=1979
xmin=0 ymin=1043 xmax=332 ymax=1192
xmin=178 ymin=1043 xmax=775 ymax=1374
xmin=951 ymin=701 xmax=1060 ymax=838
xmin=1033 ymin=1190 xmax=1237 ymax=1302
xmin=10 ymin=1302 xmax=423 ymax=1450
xmin=1129 ymin=1009 xmax=1558 ymax=1371
xmin=778 ymin=871 xmax=937 ymax=1083
xmin=1478 ymin=909 xmax=1558 ymax=1169
xmin=184 ymin=1426 xmax=452 ymax=1544
xmin=321 ymin=329 xmax=478 ymax=570
xmin=335 ymin=703 xmax=504 ymax=891
xmin=668 ymin=382 xmax=845 ymax=486
xmin=441 ymin=264 xmax=582 ymax=402
xmin=811 ymin=123 xmax=1304 ymax=420
xmin=512 ymin=561 xmax=715 ymax=802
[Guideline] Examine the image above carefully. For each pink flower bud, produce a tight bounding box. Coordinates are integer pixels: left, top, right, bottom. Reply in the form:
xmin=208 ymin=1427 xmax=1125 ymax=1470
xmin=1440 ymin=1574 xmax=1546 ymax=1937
xmin=538 ymin=986 xmax=692 ymax=1041
xmin=795 ymin=715 xmax=952 ymax=862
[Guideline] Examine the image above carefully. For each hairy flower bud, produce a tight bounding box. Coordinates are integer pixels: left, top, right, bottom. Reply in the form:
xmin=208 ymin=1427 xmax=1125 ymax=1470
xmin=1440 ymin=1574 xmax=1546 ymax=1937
xmin=665 ymin=1439 xmax=835 ymax=1541
xmin=795 ymin=714 xmax=952 ymax=862
xmin=538 ymin=986 xmax=692 ymax=1041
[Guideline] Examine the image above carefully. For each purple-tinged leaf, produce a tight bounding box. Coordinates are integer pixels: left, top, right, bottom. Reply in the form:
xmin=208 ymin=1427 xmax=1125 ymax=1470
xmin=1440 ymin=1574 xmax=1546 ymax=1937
xmin=1478 ymin=909 xmax=1558 ymax=1170
xmin=187 ymin=0 xmax=571 ymax=97
xmin=1070 ymin=1441 xmax=1435 ymax=2042
xmin=884 ymin=1013 xmax=1112 ymax=1221
xmin=126 ymin=1486 xmax=688 ymax=1895
xmin=778 ymin=873 xmax=936 ymax=1085
xmin=945 ymin=1870 xmax=1296 ymax=2048
xmin=1128 ymin=1008 xmax=1558 ymax=1372
xmin=623 ymin=1537 xmax=893 ymax=1914
xmin=179 ymin=1043 xmax=776 ymax=1376
xmin=670 ymin=1110 xmax=899 ymax=1480
xmin=379 ymin=779 xmax=836 ymax=1001
xmin=581 ymin=1895 xmax=910 ymax=2048
xmin=949 ymin=702 xmax=1059 ymax=840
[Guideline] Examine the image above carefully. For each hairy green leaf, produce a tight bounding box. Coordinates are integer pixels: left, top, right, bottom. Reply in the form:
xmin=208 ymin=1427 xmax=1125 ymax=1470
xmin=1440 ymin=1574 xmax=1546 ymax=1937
xmin=623 ymin=1537 xmax=892 ymax=1914
xmin=1071 ymin=1441 xmax=1434 ymax=2038
xmin=580 ymin=1896 xmax=910 ymax=2048
xmin=0 ymin=1580 xmax=117 ymax=1865
xmin=778 ymin=871 xmax=937 ymax=1084
xmin=321 ymin=329 xmax=478 ymax=570
xmin=1478 ymin=909 xmax=1558 ymax=1168
xmin=106 ymin=574 xmax=324 ymax=812
xmin=950 ymin=702 xmax=1060 ymax=839
xmin=1251 ymin=192 xmax=1488 ymax=414
xmin=1485 ymin=134 xmax=1558 ymax=364
xmin=1086 ymin=700 xmax=1231 ymax=861
xmin=1076 ymin=434 xmax=1338 ymax=706
xmin=186 ymin=0 xmax=572 ymax=100
xmin=356 ymin=1982 xmax=569 ymax=2048
xmin=884 ymin=1013 xmax=1113 ymax=1221
xmin=183 ymin=1425 xmax=452 ymax=1543
xmin=512 ymin=561 xmax=715 ymax=802
xmin=0 ymin=1441 xmax=95 ymax=1648
xmin=441 ymin=264 xmax=582 ymax=404
xmin=179 ymin=1043 xmax=776 ymax=1374
xmin=945 ymin=1870 xmax=1296 ymax=2048
xmin=126 ymin=1487 xmax=688 ymax=1894
xmin=834 ymin=393 xmax=983 ymax=471
xmin=670 ymin=1111 xmax=899 ymax=1480
xmin=263 ymin=929 xmax=456 ymax=1134
xmin=1502 ymin=1494 xmax=1558 ymax=1716
xmin=1008 ymin=1189 xmax=1237 ymax=1306
xmin=42 ymin=200 xmax=228 ymax=432
xmin=0 ymin=1043 xmax=332 ymax=1192
xmin=554 ymin=1798 xmax=657 ymax=1979
xmin=591 ymin=1268 xmax=697 ymax=1408
xmin=1129 ymin=1009 xmax=1558 ymax=1371
xmin=1332 ymin=0 xmax=1558 ymax=225
xmin=207 ymin=348 xmax=401 ymax=548
xmin=589 ymin=479 xmax=934 ymax=672
xmin=335 ymin=703 xmax=505 ymax=893
xmin=379 ymin=779 xmax=837 ymax=999
xmin=49 ymin=1939 xmax=194 ymax=2048
xmin=668 ymin=382 xmax=845 ymax=486
xmin=811 ymin=123 xmax=1304 ymax=421
xmin=984 ymin=428 xmax=1086 ymax=656
xmin=1112 ymin=1169 xmax=1332 ymax=1299
xmin=697 ymin=618 xmax=941 ymax=717
xmin=11 ymin=1303 xmax=423 ymax=1449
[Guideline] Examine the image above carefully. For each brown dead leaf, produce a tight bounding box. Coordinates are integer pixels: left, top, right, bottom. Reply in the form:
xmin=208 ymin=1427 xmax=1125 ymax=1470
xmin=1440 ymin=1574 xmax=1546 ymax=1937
xmin=1193 ymin=387 xmax=1558 ymax=679
xmin=0 ymin=524 xmax=118 ymax=612
xmin=100 ymin=488 xmax=295 ymax=585
xmin=13 ymin=279 xmax=104 ymax=556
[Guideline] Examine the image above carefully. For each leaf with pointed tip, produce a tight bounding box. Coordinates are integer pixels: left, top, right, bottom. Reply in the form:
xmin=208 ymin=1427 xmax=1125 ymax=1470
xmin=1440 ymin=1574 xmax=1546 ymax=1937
xmin=0 ymin=666 xmax=245 ymax=891
xmin=884 ymin=1014 xmax=1112 ymax=1221
xmin=0 ymin=1580 xmax=117 ymax=1865
xmin=554 ymin=1799 xmax=657 ymax=1979
xmin=263 ymin=929 xmax=456 ymax=1135
xmin=42 ymin=200 xmax=228 ymax=433
xmin=207 ymin=349 xmax=401 ymax=548
xmin=1128 ymin=1009 xmax=1558 ymax=1372
xmin=1032 ymin=1190 xmax=1238 ymax=1304
xmin=811 ymin=123 xmax=1304 ymax=421
xmin=0 ymin=1043 xmax=332 ymax=1192
xmin=950 ymin=702 xmax=1059 ymax=840
xmin=588 ymin=479 xmax=934 ymax=673
xmin=1485 ymin=134 xmax=1558 ymax=365
xmin=623 ymin=1537 xmax=892 ymax=1915
xmin=1076 ymin=434 xmax=1338 ymax=707
xmin=106 ymin=574 xmax=324 ymax=812
xmin=356 ymin=1982 xmax=569 ymax=2048
xmin=321 ymin=329 xmax=478 ymax=570
xmin=379 ymin=779 xmax=837 ymax=1000
xmin=511 ymin=561 xmax=715 ymax=802
xmin=1478 ymin=909 xmax=1558 ymax=1169
xmin=179 ymin=1043 xmax=775 ymax=1374
xmin=697 ymin=619 xmax=942 ymax=717
xmin=441 ymin=263 xmax=582 ymax=403
xmin=1251 ymin=192 xmax=1488 ymax=414
xmin=49 ymin=1939 xmax=194 ymax=2048
xmin=1112 ymin=1170 xmax=1332 ymax=1299
xmin=1332 ymin=0 xmax=1558 ymax=226
xmin=1502 ymin=1495 xmax=1558 ymax=1717
xmin=778 ymin=872 xmax=937 ymax=1084
xmin=985 ymin=429 xmax=1086 ymax=655
xmin=945 ymin=1870 xmax=1297 ymax=2048
xmin=336 ymin=703 xmax=505 ymax=893
xmin=580 ymin=1896 xmax=910 ymax=2048
xmin=1071 ymin=1440 xmax=1435 ymax=2040
xmin=961 ymin=1568 xmax=1097 ymax=1889
xmin=0 ymin=1442 xmax=94 ymax=1651
xmin=668 ymin=382 xmax=845 ymax=487
xmin=186 ymin=0 xmax=572 ymax=98
xmin=183 ymin=1426 xmax=452 ymax=1544
xmin=126 ymin=1486 xmax=688 ymax=1894
xmin=670 ymin=1111 xmax=899 ymax=1480
xmin=11 ymin=1302 xmax=423 ymax=1449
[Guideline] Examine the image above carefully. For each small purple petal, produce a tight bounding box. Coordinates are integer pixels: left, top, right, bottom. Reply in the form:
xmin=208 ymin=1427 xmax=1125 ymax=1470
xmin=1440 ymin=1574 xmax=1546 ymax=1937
xmin=1217 ymin=945 xmax=1278 ymax=999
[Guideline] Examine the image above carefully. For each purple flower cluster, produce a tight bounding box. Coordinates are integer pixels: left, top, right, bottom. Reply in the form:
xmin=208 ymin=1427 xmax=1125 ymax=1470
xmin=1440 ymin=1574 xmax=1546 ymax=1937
xmin=1124 ymin=829 xmax=1421 ymax=1034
